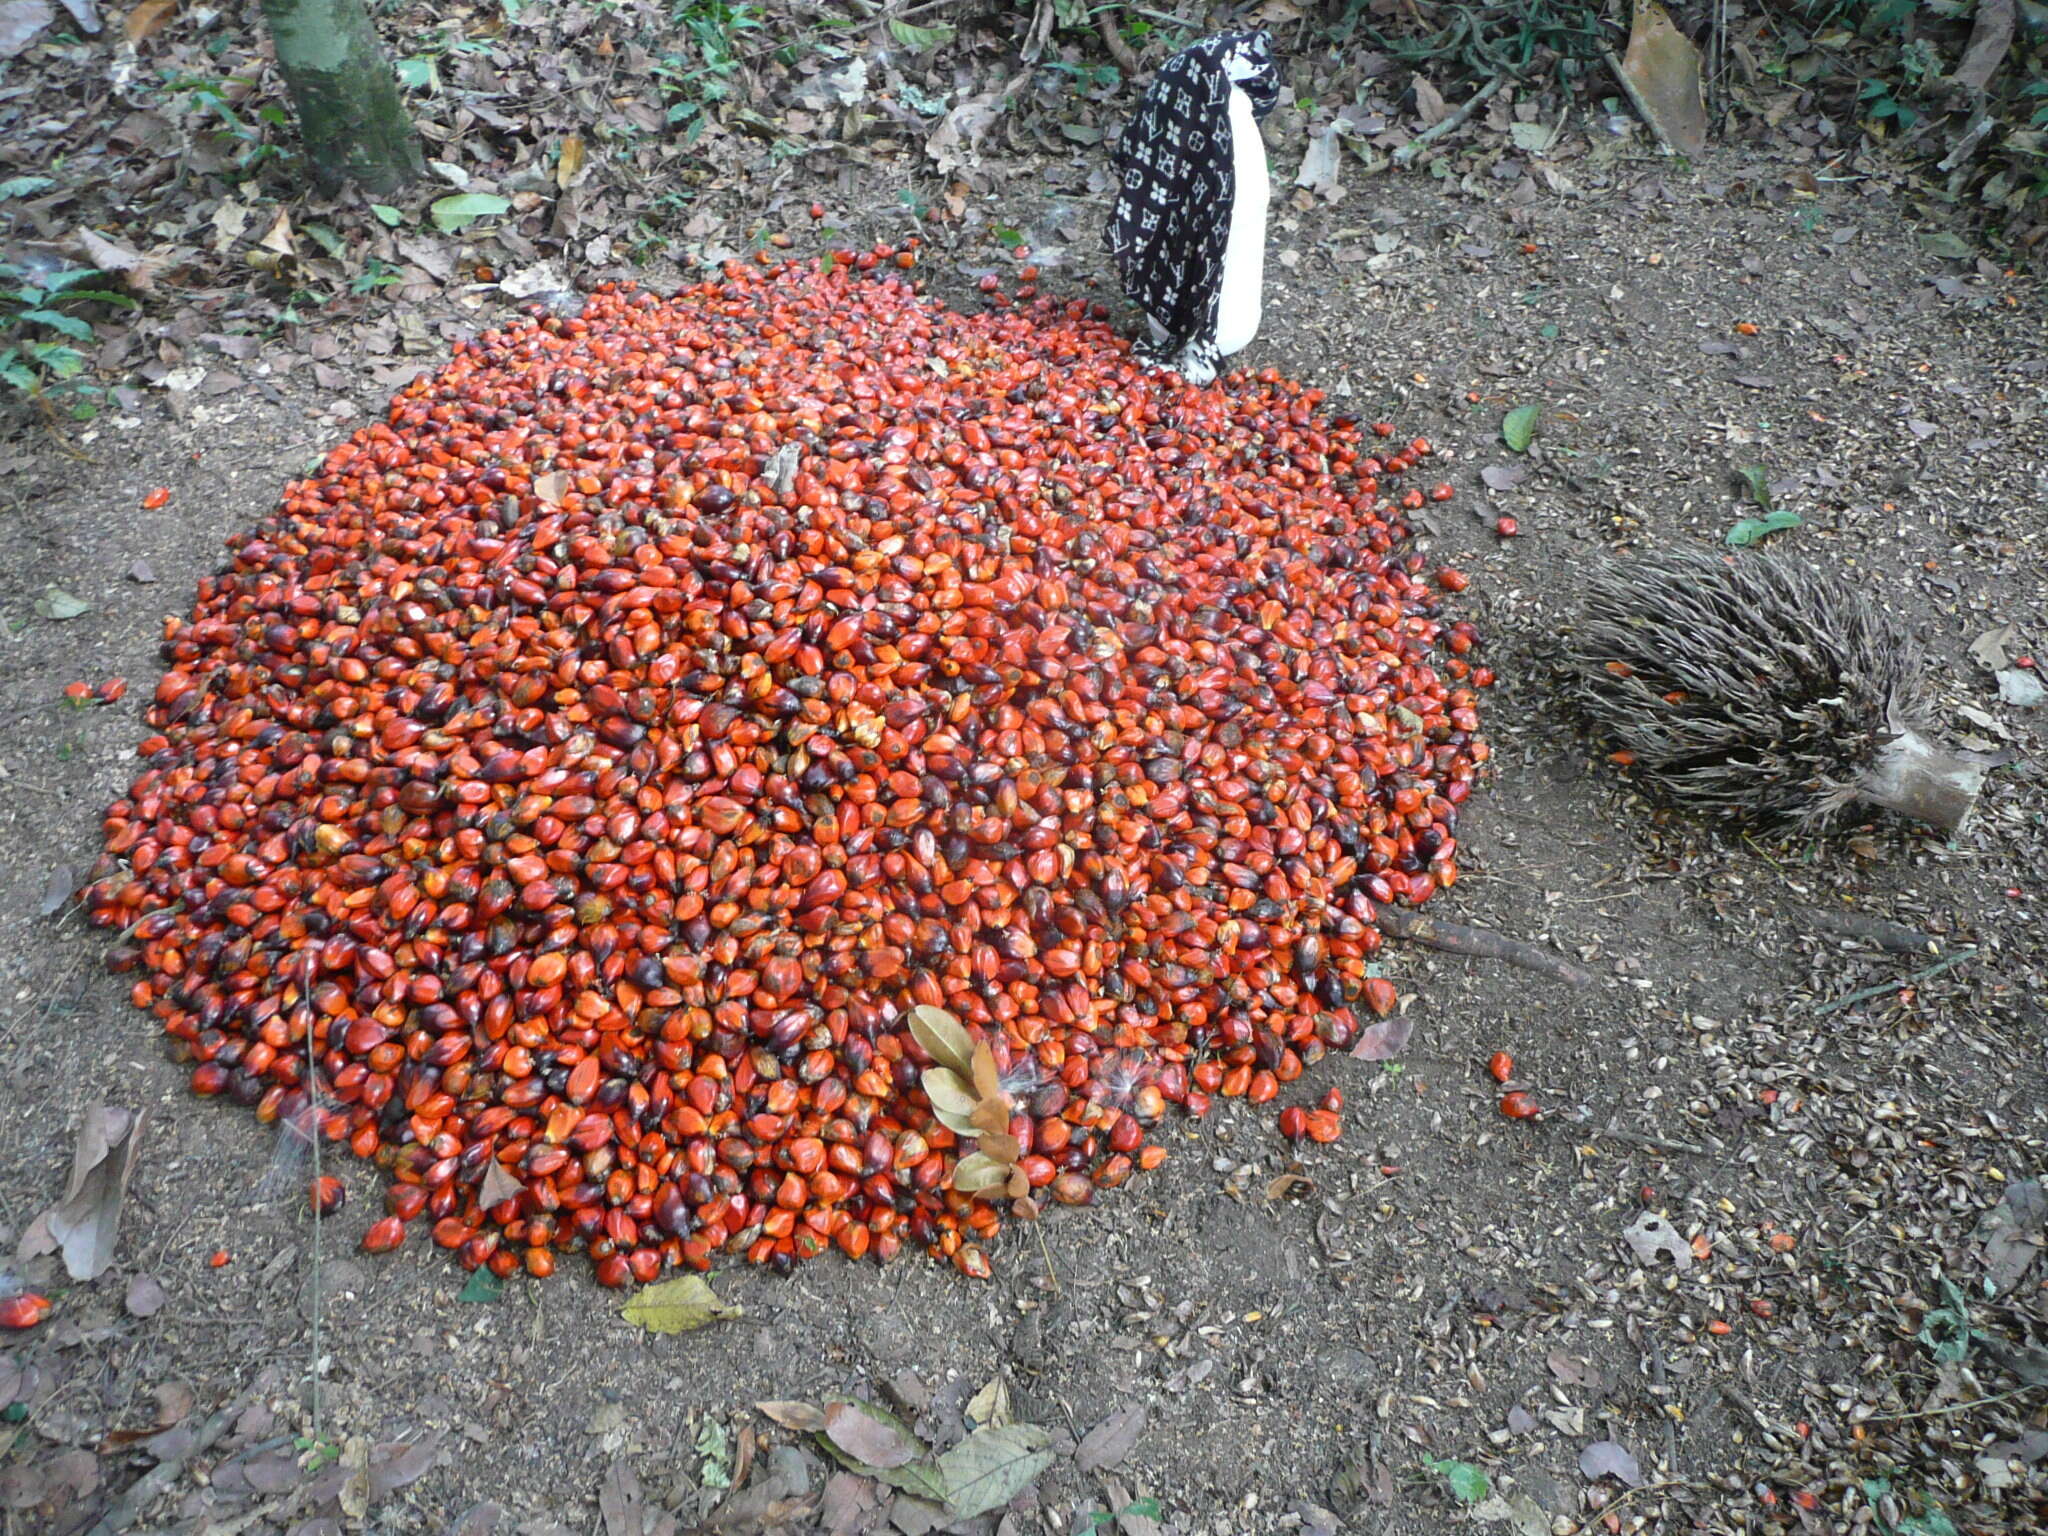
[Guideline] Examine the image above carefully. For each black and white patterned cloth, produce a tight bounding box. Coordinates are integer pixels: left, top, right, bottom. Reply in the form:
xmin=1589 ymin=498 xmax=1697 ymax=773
xmin=1105 ymin=30 xmax=1280 ymax=381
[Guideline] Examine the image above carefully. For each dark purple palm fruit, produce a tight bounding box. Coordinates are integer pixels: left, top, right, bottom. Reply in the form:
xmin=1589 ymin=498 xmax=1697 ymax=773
xmin=1563 ymin=548 xmax=1986 ymax=834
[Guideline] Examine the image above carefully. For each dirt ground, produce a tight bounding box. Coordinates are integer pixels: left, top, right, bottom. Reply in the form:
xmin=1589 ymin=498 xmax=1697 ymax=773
xmin=3 ymin=54 xmax=2048 ymax=1536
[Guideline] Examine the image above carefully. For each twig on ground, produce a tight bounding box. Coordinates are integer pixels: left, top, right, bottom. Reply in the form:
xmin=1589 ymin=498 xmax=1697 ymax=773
xmin=1798 ymin=906 xmax=1940 ymax=956
xmin=1860 ymin=1382 xmax=2045 ymax=1424
xmin=1592 ymin=1120 xmax=1712 ymax=1158
xmin=1647 ymin=1335 xmax=1679 ymax=1472
xmin=88 ymin=1385 xmax=262 ymax=1536
xmin=1374 ymin=906 xmax=1597 ymax=985
xmin=1811 ymin=948 xmax=1980 ymax=1017
xmin=1391 ymin=76 xmax=1505 ymax=167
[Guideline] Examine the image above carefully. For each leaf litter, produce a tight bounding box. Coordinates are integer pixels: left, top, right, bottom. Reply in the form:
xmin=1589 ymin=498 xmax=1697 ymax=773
xmin=16 ymin=1104 xmax=148 ymax=1280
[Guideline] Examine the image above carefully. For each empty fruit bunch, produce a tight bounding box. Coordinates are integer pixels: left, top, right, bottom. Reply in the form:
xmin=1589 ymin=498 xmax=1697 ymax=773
xmin=85 ymin=253 xmax=1488 ymax=1285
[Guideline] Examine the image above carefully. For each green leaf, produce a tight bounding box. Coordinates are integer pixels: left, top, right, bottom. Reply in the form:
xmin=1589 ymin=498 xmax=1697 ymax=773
xmin=1917 ymin=1278 xmax=1973 ymax=1364
xmin=1724 ymin=508 xmax=1802 ymax=547
xmin=621 ymin=1274 xmax=743 ymax=1333
xmin=20 ymin=309 xmax=94 ymax=340
xmin=458 ymin=1267 xmax=503 ymax=1303
xmin=37 ymin=587 xmax=91 ymax=621
xmin=1501 ymin=404 xmax=1541 ymax=453
xmin=43 ymin=266 xmax=112 ymax=294
xmin=1737 ymin=465 xmax=1773 ymax=509
xmin=908 ymin=1004 xmax=974 ymax=1076
xmin=992 ymin=225 xmax=1025 ymax=249
xmin=39 ymin=289 xmax=136 ymax=309
xmin=0 ymin=176 xmax=55 ymax=200
xmin=888 ymin=17 xmax=956 ymax=51
xmin=1430 ymin=1458 xmax=1490 ymax=1503
xmin=938 ymin=1424 xmax=1055 ymax=1518
xmin=370 ymin=204 xmax=405 ymax=227
xmin=397 ymin=57 xmax=439 ymax=91
xmin=301 ymin=223 xmax=347 ymax=258
xmin=429 ymin=193 xmax=513 ymax=234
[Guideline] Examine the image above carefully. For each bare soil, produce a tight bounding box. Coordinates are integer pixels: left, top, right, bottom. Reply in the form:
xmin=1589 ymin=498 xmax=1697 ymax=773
xmin=2 ymin=48 xmax=2047 ymax=1536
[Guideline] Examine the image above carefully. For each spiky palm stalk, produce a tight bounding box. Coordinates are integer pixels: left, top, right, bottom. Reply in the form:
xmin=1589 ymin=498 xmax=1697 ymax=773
xmin=1563 ymin=549 xmax=1985 ymax=834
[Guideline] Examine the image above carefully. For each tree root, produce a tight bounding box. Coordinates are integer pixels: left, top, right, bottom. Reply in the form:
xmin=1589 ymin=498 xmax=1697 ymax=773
xmin=1375 ymin=907 xmax=1597 ymax=986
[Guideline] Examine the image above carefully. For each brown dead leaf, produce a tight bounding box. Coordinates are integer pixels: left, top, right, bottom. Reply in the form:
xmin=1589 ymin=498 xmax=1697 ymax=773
xmin=70 ymin=227 xmax=157 ymax=291
xmin=557 ymin=134 xmax=587 ymax=191
xmin=926 ymin=85 xmax=1007 ymax=176
xmin=1413 ymin=75 xmax=1447 ymax=127
xmin=1617 ymin=0 xmax=1707 ymax=157
xmin=124 ymin=1271 xmax=167 ymax=1317
xmin=534 ymin=471 xmax=570 ymax=506
xmin=1349 ymin=1013 xmax=1414 ymax=1062
xmin=123 ymin=0 xmax=177 ymax=45
xmin=152 ymin=1380 xmax=195 ymax=1426
xmin=17 ymin=1105 xmax=149 ymax=1281
xmin=1264 ymin=1172 xmax=1314 ymax=1202
xmin=755 ymin=1400 xmax=826 ymax=1433
xmin=1075 ymin=1405 xmax=1146 ymax=1474
xmin=822 ymin=1399 xmax=923 ymax=1470
xmin=479 ymin=1159 xmax=522 ymax=1209
xmin=970 ymin=1040 xmax=1000 ymax=1101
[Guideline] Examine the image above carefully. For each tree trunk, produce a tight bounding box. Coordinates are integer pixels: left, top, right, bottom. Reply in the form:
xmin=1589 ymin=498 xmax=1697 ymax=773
xmin=258 ymin=0 xmax=423 ymax=197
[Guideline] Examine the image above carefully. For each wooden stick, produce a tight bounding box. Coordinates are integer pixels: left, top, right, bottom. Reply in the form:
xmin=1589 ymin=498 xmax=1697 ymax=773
xmin=1391 ymin=76 xmax=1506 ymax=167
xmin=1374 ymin=907 xmax=1597 ymax=986
xmin=1798 ymin=907 xmax=1939 ymax=957
xmin=1811 ymin=948 xmax=1979 ymax=1018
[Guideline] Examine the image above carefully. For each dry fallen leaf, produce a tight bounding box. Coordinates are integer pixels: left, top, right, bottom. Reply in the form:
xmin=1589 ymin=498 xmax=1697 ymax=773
xmin=821 ymin=1399 xmax=923 ymax=1470
xmin=556 ymin=134 xmax=587 ymax=191
xmin=257 ymin=206 xmax=296 ymax=257
xmin=124 ymin=1271 xmax=167 ymax=1317
xmin=17 ymin=1105 xmax=149 ymax=1281
xmin=1413 ymin=74 xmax=1448 ymax=126
xmin=1074 ymin=1404 xmax=1146 ymax=1474
xmin=70 ymin=227 xmax=157 ymax=291
xmin=122 ymin=0 xmax=178 ymax=46
xmin=1579 ymin=1439 xmax=1644 ymax=1487
xmin=1349 ymin=1014 xmax=1414 ymax=1061
xmin=756 ymin=1400 xmax=827 ymax=1433
xmin=1616 ymin=0 xmax=1707 ymax=157
xmin=478 ymin=1158 xmax=522 ymax=1209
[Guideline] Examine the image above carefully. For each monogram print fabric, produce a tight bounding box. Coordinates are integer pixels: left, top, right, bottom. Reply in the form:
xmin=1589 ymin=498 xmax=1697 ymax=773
xmin=1105 ymin=31 xmax=1280 ymax=379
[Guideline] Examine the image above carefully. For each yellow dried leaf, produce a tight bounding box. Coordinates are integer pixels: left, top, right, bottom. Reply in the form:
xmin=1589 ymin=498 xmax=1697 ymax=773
xmin=556 ymin=135 xmax=586 ymax=190
xmin=621 ymin=1275 xmax=743 ymax=1334
xmin=970 ymin=1039 xmax=1000 ymax=1101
